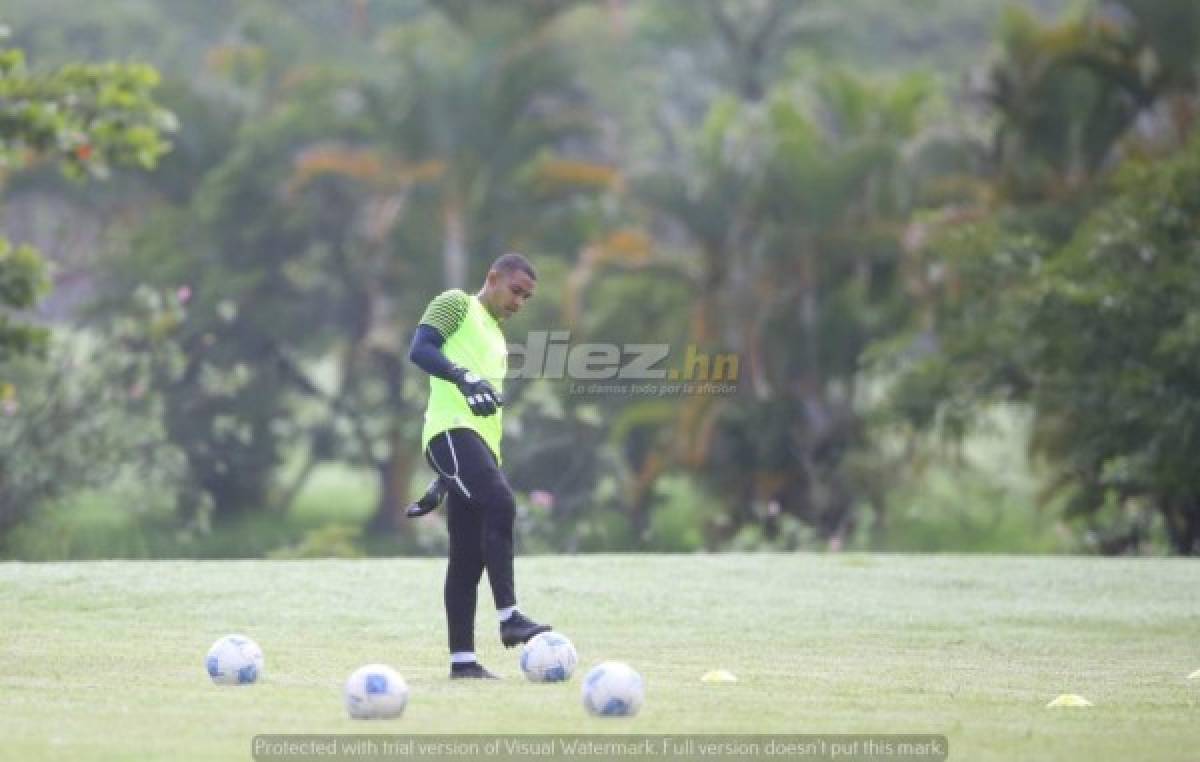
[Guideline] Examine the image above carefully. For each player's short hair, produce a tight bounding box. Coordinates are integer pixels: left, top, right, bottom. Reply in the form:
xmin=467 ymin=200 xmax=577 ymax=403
xmin=490 ymin=252 xmax=537 ymax=281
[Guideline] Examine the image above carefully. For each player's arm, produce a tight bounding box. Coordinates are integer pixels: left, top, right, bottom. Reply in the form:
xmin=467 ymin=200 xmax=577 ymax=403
xmin=408 ymin=324 xmax=460 ymax=383
xmin=408 ymin=291 xmax=502 ymax=417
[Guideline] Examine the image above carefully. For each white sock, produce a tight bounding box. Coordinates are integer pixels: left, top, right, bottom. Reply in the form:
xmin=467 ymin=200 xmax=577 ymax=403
xmin=450 ymin=652 xmax=476 ymax=665
xmin=497 ymin=606 xmax=517 ymax=622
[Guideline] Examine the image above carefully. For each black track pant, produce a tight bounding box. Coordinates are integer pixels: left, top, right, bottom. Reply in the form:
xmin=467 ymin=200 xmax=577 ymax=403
xmin=425 ymin=428 xmax=516 ymax=654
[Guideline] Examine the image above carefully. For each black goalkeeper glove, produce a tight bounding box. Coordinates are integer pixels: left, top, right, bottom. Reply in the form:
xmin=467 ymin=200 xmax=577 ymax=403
xmin=450 ymin=368 xmax=503 ymax=417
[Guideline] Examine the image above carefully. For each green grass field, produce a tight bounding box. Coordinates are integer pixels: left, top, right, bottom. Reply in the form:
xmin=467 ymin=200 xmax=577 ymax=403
xmin=2 ymin=554 xmax=1198 ymax=761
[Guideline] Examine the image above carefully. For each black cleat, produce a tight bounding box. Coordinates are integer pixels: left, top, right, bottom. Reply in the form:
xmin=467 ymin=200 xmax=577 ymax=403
xmin=500 ymin=611 xmax=552 ymax=648
xmin=450 ymin=662 xmax=499 ymax=679
xmin=406 ymin=477 xmax=447 ymax=518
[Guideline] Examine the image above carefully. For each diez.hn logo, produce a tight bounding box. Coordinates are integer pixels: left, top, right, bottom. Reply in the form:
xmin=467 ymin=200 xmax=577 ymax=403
xmin=507 ymin=331 xmax=740 ymax=395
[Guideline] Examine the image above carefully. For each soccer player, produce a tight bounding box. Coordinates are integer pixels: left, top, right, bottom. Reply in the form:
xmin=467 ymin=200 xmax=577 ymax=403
xmin=407 ymin=252 xmax=552 ymax=679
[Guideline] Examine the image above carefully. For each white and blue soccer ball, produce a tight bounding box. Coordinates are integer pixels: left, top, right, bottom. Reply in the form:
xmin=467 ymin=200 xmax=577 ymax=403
xmin=206 ymin=635 xmax=264 ymax=685
xmin=344 ymin=664 xmax=409 ymax=720
xmin=581 ymin=661 xmax=644 ymax=717
xmin=520 ymin=631 xmax=578 ymax=682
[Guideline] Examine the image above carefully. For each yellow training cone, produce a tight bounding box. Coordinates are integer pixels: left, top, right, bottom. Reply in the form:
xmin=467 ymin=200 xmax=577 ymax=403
xmin=1046 ymin=694 xmax=1093 ymax=708
xmin=1188 ymin=669 xmax=1200 ymax=679
xmin=701 ymin=670 xmax=738 ymax=683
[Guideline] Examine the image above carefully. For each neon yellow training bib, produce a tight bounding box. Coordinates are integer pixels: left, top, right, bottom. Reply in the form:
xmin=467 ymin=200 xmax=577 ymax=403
xmin=418 ymin=289 xmax=508 ymax=461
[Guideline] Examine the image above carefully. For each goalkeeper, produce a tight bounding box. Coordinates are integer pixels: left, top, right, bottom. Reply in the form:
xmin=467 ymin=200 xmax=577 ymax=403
xmin=406 ymin=252 xmax=551 ymax=679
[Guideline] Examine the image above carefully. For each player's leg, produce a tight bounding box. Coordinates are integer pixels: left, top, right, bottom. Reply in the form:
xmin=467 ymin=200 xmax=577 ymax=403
xmin=485 ymin=477 xmax=551 ymax=647
xmin=427 ymin=433 xmax=495 ymax=679
xmin=437 ymin=428 xmax=552 ymax=648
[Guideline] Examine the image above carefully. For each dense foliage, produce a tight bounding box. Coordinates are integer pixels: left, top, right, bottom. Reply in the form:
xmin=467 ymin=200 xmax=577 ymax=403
xmin=3 ymin=0 xmax=1199 ymax=557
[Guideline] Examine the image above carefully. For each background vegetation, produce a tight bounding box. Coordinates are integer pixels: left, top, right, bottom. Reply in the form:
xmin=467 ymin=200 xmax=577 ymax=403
xmin=3 ymin=0 xmax=1199 ymax=559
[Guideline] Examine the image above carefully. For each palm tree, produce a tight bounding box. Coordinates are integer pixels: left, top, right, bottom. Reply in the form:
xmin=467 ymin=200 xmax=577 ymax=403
xmin=310 ymin=0 xmax=604 ymax=529
xmin=374 ymin=0 xmax=595 ymax=287
xmin=628 ymin=70 xmax=936 ymax=546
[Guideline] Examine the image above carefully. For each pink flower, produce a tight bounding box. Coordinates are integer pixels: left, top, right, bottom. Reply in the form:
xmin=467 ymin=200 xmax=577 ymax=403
xmin=2 ymin=399 xmax=17 ymax=416
xmin=529 ymin=490 xmax=555 ymax=510
xmin=176 ymin=285 xmax=192 ymax=305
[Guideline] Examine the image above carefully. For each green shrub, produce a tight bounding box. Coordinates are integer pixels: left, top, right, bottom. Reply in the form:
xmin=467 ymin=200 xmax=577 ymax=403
xmin=267 ymin=524 xmax=364 ymax=559
xmin=645 ymin=474 xmax=723 ymax=552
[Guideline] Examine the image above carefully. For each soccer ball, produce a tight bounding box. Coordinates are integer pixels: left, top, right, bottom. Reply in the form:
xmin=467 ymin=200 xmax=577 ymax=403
xmin=344 ymin=664 xmax=409 ymax=720
xmin=520 ymin=631 xmax=578 ymax=682
xmin=581 ymin=661 xmax=644 ymax=717
xmin=206 ymin=635 xmax=264 ymax=685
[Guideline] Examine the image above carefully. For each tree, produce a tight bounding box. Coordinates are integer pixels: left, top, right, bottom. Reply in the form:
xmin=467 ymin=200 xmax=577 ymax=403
xmin=887 ymin=137 xmax=1200 ymax=555
xmin=0 ymin=36 xmax=173 ymax=362
xmin=623 ymin=70 xmax=936 ymax=547
xmin=92 ymin=1 xmax=608 ymax=534
xmin=95 ymin=79 xmax=370 ymax=526
xmin=877 ymin=0 xmax=1200 ymax=555
xmin=324 ymin=0 xmax=603 ymax=530
xmin=0 ymin=36 xmax=173 ymax=544
xmin=373 ymin=0 xmax=595 ymax=289
xmin=0 ymin=333 xmax=184 ymax=540
xmin=982 ymin=3 xmax=1200 ymax=203
xmin=634 ymin=0 xmax=816 ymax=104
